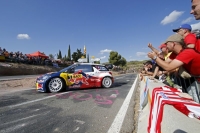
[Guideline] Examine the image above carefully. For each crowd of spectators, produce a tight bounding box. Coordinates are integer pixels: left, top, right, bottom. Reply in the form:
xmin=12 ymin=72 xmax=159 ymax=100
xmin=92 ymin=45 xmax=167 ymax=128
xmin=140 ymin=22 xmax=200 ymax=103
xmin=0 ymin=47 xmax=52 ymax=65
xmin=139 ymin=0 xmax=200 ymax=102
xmin=0 ymin=47 xmax=75 ymax=68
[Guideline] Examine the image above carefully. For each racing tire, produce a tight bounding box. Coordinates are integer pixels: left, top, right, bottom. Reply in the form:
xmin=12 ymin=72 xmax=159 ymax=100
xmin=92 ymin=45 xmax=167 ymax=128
xmin=102 ymin=77 xmax=112 ymax=88
xmin=48 ymin=78 xmax=65 ymax=93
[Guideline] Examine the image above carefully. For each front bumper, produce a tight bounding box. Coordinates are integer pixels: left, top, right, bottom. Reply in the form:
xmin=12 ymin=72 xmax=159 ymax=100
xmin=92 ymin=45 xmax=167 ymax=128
xmin=36 ymin=81 xmax=47 ymax=92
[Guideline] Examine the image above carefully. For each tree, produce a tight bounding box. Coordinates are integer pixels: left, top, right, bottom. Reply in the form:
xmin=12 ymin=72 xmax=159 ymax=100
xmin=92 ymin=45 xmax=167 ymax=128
xmin=63 ymin=54 xmax=67 ymax=61
xmin=49 ymin=54 xmax=54 ymax=59
xmin=108 ymin=51 xmax=122 ymax=66
xmin=120 ymin=57 xmax=127 ymax=67
xmin=87 ymin=54 xmax=89 ymax=63
xmin=72 ymin=49 xmax=83 ymax=62
xmin=94 ymin=61 xmax=100 ymax=64
xmin=68 ymin=45 xmax=71 ymax=60
xmin=57 ymin=50 xmax=62 ymax=59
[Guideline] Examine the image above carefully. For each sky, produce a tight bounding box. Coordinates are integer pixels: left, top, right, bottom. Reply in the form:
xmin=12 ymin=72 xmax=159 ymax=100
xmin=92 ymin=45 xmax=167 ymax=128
xmin=0 ymin=0 xmax=199 ymax=63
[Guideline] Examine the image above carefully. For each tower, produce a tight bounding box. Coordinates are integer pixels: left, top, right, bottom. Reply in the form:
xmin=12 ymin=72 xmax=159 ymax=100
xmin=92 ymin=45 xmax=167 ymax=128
xmin=84 ymin=45 xmax=86 ymax=58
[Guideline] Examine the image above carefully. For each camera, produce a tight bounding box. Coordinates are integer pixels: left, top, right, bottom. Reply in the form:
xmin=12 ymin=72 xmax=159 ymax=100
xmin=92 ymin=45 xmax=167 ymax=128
xmin=192 ymin=29 xmax=200 ymax=39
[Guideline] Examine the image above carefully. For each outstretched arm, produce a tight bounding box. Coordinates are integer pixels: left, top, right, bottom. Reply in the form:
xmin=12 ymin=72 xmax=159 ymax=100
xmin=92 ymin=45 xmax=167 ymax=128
xmin=148 ymin=43 xmax=160 ymax=55
xmin=147 ymin=52 xmax=183 ymax=71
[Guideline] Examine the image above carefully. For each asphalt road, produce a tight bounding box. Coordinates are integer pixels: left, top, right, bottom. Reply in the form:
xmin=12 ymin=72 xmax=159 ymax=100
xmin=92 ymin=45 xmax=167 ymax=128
xmin=0 ymin=74 xmax=138 ymax=133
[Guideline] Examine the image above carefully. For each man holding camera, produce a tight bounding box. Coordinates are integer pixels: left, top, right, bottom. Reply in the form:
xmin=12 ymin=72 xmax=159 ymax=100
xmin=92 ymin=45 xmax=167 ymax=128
xmin=173 ymin=24 xmax=200 ymax=53
xmin=191 ymin=0 xmax=200 ymax=20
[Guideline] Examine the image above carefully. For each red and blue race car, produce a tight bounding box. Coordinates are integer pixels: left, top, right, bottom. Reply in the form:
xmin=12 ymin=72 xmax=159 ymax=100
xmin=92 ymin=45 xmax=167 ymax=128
xmin=36 ymin=63 xmax=114 ymax=92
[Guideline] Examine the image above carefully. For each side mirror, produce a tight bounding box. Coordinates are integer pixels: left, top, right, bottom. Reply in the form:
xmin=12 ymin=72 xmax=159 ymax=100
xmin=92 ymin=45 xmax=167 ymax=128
xmin=75 ymin=70 xmax=83 ymax=74
xmin=78 ymin=70 xmax=82 ymax=74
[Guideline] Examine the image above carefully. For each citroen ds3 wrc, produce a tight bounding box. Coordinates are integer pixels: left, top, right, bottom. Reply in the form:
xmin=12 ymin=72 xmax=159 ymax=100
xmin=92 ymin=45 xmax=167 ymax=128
xmin=36 ymin=63 xmax=114 ymax=92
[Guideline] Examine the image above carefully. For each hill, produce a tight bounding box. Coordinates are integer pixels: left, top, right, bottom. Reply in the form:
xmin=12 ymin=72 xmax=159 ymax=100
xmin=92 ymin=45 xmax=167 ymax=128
xmin=0 ymin=62 xmax=61 ymax=76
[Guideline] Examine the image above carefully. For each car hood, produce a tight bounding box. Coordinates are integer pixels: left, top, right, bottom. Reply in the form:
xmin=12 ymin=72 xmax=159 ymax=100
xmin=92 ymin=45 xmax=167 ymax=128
xmin=37 ymin=72 xmax=59 ymax=80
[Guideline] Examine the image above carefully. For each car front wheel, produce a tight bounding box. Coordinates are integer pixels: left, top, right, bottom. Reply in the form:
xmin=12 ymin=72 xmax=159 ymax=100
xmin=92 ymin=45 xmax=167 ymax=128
xmin=48 ymin=78 xmax=65 ymax=92
xmin=102 ymin=77 xmax=112 ymax=88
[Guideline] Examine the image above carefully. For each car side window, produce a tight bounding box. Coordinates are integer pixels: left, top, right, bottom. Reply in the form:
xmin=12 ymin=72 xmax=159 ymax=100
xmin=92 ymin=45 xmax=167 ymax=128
xmin=75 ymin=65 xmax=93 ymax=73
xmin=94 ymin=65 xmax=109 ymax=71
xmin=67 ymin=67 xmax=75 ymax=73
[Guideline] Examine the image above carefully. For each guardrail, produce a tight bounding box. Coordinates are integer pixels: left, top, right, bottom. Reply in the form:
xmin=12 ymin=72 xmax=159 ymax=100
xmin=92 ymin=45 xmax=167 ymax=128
xmin=171 ymin=75 xmax=200 ymax=103
xmin=137 ymin=76 xmax=200 ymax=133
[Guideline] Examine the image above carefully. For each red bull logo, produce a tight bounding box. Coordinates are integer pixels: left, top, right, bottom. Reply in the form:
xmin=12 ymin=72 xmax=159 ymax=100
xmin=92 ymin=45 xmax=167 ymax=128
xmin=69 ymin=74 xmax=89 ymax=85
xmin=36 ymin=83 xmax=43 ymax=90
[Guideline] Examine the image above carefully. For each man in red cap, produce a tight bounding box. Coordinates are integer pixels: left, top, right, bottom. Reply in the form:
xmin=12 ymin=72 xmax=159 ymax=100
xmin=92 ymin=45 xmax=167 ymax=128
xmin=148 ymin=43 xmax=171 ymax=61
xmin=159 ymin=44 xmax=172 ymax=60
xmin=147 ymin=43 xmax=174 ymax=85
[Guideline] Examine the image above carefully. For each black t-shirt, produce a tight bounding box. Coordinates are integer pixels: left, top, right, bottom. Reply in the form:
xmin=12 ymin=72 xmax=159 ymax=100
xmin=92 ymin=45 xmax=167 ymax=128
xmin=157 ymin=64 xmax=164 ymax=71
xmin=148 ymin=64 xmax=156 ymax=72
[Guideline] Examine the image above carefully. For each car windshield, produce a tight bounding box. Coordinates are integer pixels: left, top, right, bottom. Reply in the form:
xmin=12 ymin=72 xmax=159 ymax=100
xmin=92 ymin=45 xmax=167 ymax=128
xmin=59 ymin=64 xmax=77 ymax=73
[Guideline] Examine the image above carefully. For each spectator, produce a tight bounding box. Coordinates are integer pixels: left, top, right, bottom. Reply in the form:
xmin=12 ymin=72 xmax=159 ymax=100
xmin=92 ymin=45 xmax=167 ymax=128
xmin=191 ymin=0 xmax=200 ymax=20
xmin=159 ymin=44 xmax=172 ymax=60
xmin=9 ymin=52 xmax=14 ymax=60
xmin=148 ymin=43 xmax=175 ymax=84
xmin=149 ymin=52 xmax=166 ymax=81
xmin=140 ymin=60 xmax=156 ymax=76
xmin=0 ymin=47 xmax=3 ymax=55
xmin=23 ymin=54 xmax=28 ymax=63
xmin=4 ymin=51 xmax=9 ymax=59
xmin=147 ymin=34 xmax=200 ymax=77
xmin=2 ymin=48 xmax=6 ymax=54
xmin=148 ymin=43 xmax=172 ymax=61
xmin=19 ymin=52 xmax=23 ymax=62
xmin=172 ymin=24 xmax=200 ymax=52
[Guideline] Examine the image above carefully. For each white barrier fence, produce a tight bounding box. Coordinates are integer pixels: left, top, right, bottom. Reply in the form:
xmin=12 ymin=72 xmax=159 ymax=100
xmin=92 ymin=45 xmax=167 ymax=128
xmin=137 ymin=75 xmax=200 ymax=133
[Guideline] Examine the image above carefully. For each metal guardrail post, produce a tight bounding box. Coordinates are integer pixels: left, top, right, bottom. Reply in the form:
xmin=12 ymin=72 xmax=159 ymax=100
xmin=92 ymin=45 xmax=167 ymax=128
xmin=183 ymin=78 xmax=187 ymax=92
xmin=186 ymin=77 xmax=200 ymax=103
xmin=171 ymin=74 xmax=200 ymax=103
xmin=194 ymin=78 xmax=200 ymax=103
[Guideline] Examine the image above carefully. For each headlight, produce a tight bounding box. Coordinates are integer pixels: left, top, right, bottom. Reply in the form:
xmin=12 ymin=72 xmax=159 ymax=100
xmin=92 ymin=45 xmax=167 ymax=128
xmin=42 ymin=75 xmax=50 ymax=80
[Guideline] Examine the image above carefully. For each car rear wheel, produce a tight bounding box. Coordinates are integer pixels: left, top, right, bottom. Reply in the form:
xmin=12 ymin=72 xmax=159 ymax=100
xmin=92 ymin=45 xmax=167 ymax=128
xmin=48 ymin=78 xmax=64 ymax=93
xmin=102 ymin=77 xmax=112 ymax=88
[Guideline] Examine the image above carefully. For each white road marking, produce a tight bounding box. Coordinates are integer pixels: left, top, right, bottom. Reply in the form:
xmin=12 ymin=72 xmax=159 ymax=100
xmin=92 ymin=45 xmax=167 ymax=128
xmin=1 ymin=111 xmax=50 ymax=126
xmin=0 ymin=123 xmax=27 ymax=133
xmin=115 ymin=76 xmax=125 ymax=79
xmin=107 ymin=76 xmax=138 ymax=133
xmin=75 ymin=120 xmax=85 ymax=124
xmin=9 ymin=91 xmax=71 ymax=108
xmin=73 ymin=127 xmax=80 ymax=132
xmin=1 ymin=115 xmax=38 ymax=126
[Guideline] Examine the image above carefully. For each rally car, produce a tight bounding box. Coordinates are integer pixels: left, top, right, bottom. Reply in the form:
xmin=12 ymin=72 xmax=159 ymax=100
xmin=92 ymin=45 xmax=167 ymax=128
xmin=36 ymin=63 xmax=114 ymax=92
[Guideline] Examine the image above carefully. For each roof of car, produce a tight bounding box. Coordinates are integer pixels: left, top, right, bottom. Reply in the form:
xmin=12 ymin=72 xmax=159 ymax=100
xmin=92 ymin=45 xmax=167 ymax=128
xmin=74 ymin=63 xmax=105 ymax=66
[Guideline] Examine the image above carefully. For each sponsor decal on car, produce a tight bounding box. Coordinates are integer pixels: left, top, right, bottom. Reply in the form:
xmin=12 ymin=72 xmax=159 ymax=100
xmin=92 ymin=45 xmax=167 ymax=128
xmin=36 ymin=83 xmax=43 ymax=90
xmin=69 ymin=85 xmax=81 ymax=88
xmin=69 ymin=73 xmax=90 ymax=85
xmin=68 ymin=74 xmax=82 ymax=79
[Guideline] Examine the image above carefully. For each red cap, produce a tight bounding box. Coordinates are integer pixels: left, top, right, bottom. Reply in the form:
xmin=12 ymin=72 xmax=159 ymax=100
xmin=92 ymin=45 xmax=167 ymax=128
xmin=159 ymin=44 xmax=167 ymax=49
